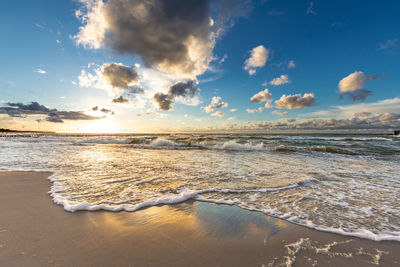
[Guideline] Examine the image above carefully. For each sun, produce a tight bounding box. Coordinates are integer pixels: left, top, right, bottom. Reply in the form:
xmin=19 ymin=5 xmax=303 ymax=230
xmin=77 ymin=118 xmax=120 ymax=133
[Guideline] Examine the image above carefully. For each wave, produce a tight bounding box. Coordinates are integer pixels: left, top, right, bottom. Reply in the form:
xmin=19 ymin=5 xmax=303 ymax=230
xmin=310 ymin=146 xmax=357 ymax=155
xmin=48 ymin=175 xmax=400 ymax=242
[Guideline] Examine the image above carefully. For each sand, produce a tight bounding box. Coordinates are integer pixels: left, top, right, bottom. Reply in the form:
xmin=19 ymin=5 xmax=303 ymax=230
xmin=0 ymin=171 xmax=399 ymax=267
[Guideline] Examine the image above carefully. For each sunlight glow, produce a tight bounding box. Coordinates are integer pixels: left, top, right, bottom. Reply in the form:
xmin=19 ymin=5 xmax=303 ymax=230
xmin=76 ymin=118 xmax=120 ymax=133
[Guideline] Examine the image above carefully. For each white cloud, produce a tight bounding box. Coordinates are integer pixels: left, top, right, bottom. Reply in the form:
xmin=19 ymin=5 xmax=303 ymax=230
xmin=34 ymin=69 xmax=46 ymax=74
xmin=230 ymin=108 xmax=237 ymax=112
xmin=211 ymin=111 xmax=224 ymax=117
xmin=246 ymin=107 xmax=263 ymax=113
xmin=270 ymin=74 xmax=290 ymax=86
xmin=244 ymin=45 xmax=269 ymax=75
xmin=288 ymin=60 xmax=296 ymax=69
xmin=338 ymin=71 xmax=378 ymax=101
xmin=311 ymin=97 xmax=400 ymax=118
xmin=250 ymin=89 xmax=273 ymax=108
xmin=250 ymin=88 xmax=272 ymax=103
xmin=275 ymin=93 xmax=315 ymax=109
xmin=272 ymin=110 xmax=287 ymax=116
xmin=204 ymin=96 xmax=228 ymax=113
xmin=73 ymin=0 xmax=249 ymax=79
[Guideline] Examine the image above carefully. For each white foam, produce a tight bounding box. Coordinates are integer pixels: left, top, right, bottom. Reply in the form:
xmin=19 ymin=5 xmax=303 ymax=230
xmin=150 ymin=138 xmax=181 ymax=147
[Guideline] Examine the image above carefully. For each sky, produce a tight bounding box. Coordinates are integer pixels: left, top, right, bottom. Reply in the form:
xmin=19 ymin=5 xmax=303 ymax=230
xmin=0 ymin=0 xmax=399 ymax=133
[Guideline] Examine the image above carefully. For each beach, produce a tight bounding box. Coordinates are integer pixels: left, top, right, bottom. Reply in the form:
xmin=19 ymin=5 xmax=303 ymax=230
xmin=1 ymin=171 xmax=399 ymax=267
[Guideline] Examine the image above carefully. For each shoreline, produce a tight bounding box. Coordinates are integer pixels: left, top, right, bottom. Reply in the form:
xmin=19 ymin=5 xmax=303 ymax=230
xmin=1 ymin=171 xmax=399 ymax=266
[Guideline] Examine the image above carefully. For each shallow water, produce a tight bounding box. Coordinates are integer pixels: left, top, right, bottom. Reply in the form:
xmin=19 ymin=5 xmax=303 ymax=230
xmin=0 ymin=133 xmax=399 ymax=241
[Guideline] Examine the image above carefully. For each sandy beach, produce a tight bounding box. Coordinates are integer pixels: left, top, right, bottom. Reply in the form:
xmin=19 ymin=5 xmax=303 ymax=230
xmin=0 ymin=171 xmax=399 ymax=267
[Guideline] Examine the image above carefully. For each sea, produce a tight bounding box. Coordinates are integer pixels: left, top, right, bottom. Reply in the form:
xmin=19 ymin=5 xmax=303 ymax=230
xmin=0 ymin=133 xmax=399 ymax=242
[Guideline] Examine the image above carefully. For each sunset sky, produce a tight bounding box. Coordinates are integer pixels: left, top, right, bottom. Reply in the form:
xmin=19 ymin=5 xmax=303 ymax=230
xmin=1 ymin=0 xmax=400 ymax=133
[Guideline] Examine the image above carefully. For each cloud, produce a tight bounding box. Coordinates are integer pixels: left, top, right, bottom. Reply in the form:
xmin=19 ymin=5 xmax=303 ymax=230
xmin=246 ymin=107 xmax=264 ymax=113
xmin=112 ymin=96 xmax=130 ymax=104
xmin=204 ymin=96 xmax=228 ymax=113
xmin=102 ymin=63 xmax=139 ymax=89
xmin=306 ymin=2 xmax=316 ymax=15
xmin=100 ymin=108 xmax=114 ymax=115
xmin=288 ymin=60 xmax=296 ymax=69
xmin=379 ymin=38 xmax=398 ymax=51
xmin=34 ymin=69 xmax=47 ymax=74
xmin=152 ymin=93 xmax=173 ymax=111
xmin=211 ymin=111 xmax=224 ymax=117
xmin=244 ymin=112 xmax=400 ymax=131
xmin=0 ymin=102 xmax=104 ymax=123
xmin=272 ymin=110 xmax=287 ymax=116
xmin=338 ymin=71 xmax=378 ymax=101
xmin=230 ymin=108 xmax=237 ymax=112
xmin=153 ymin=80 xmax=200 ymax=111
xmin=311 ymin=97 xmax=400 ymax=118
xmin=275 ymin=93 xmax=315 ymax=109
xmin=74 ymin=0 xmax=249 ymax=79
xmin=244 ymin=45 xmax=269 ymax=75
xmin=270 ymin=74 xmax=290 ymax=86
xmin=250 ymin=89 xmax=272 ymax=108
xmin=79 ymin=63 xmax=140 ymax=96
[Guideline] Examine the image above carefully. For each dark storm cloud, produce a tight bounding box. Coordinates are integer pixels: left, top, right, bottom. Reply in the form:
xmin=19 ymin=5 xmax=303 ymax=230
xmin=102 ymin=63 xmax=139 ymax=89
xmin=0 ymin=102 xmax=104 ymax=123
xmin=152 ymin=80 xmax=200 ymax=111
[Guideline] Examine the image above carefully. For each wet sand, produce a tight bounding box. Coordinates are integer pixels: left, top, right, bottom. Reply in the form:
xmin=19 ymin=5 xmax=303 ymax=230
xmin=0 ymin=171 xmax=399 ymax=266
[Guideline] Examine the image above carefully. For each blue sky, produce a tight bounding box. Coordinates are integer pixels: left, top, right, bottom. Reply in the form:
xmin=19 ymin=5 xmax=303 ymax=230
xmin=1 ymin=0 xmax=399 ymax=132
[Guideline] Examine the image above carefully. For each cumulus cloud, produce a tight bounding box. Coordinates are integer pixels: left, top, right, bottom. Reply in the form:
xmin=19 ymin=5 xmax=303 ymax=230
xmin=102 ymin=63 xmax=139 ymax=89
xmin=204 ymin=96 xmax=228 ymax=113
xmin=153 ymin=80 xmax=200 ymax=111
xmin=246 ymin=107 xmax=264 ymax=113
xmin=79 ymin=62 xmax=140 ymax=96
xmin=0 ymin=102 xmax=104 ymax=123
xmin=244 ymin=45 xmax=269 ymax=75
xmin=272 ymin=110 xmax=287 ymax=116
xmin=74 ymin=0 xmax=249 ymax=79
xmin=112 ymin=96 xmax=130 ymax=104
xmin=211 ymin=111 xmax=224 ymax=117
xmin=270 ymin=74 xmax=290 ymax=86
xmin=274 ymin=93 xmax=315 ymax=109
xmin=338 ymin=71 xmax=378 ymax=101
xmin=250 ymin=89 xmax=273 ymax=108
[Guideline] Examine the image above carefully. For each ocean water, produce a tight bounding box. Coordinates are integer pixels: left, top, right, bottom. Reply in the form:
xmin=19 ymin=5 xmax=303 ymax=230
xmin=0 ymin=133 xmax=399 ymax=241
